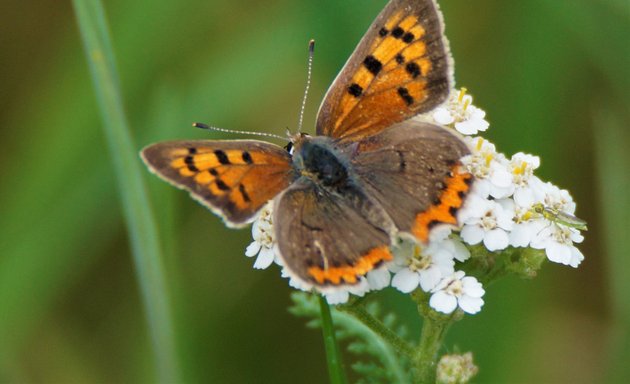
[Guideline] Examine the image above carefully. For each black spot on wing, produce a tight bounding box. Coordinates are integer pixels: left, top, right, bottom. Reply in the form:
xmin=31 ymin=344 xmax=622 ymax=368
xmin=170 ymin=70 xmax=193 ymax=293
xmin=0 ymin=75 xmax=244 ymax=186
xmin=184 ymin=155 xmax=199 ymax=172
xmin=391 ymin=27 xmax=404 ymax=38
xmin=348 ymin=83 xmax=363 ymax=97
xmin=239 ymin=184 xmax=251 ymax=202
xmin=363 ymin=55 xmax=383 ymax=75
xmin=395 ymin=53 xmax=405 ymax=64
xmin=397 ymin=87 xmax=414 ymax=106
xmin=378 ymin=27 xmax=388 ymax=37
xmin=402 ymin=32 xmax=415 ymax=43
xmin=241 ymin=151 xmax=253 ymax=164
xmin=215 ymin=179 xmax=230 ymax=191
xmin=214 ymin=150 xmax=230 ymax=165
xmin=405 ymin=62 xmax=421 ymax=78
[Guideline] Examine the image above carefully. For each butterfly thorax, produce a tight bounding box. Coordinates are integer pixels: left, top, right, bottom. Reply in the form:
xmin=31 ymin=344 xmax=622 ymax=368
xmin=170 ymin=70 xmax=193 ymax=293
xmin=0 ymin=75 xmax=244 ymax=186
xmin=292 ymin=136 xmax=350 ymax=188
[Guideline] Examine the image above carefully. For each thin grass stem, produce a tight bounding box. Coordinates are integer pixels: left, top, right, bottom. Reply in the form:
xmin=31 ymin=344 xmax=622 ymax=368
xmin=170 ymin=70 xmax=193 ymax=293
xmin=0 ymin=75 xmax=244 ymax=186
xmin=72 ymin=1 xmax=180 ymax=381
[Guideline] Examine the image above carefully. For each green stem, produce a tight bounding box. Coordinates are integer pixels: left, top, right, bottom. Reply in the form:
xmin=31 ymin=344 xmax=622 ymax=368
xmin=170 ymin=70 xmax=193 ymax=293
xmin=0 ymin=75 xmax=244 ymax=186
xmin=318 ymin=295 xmax=348 ymax=384
xmin=338 ymin=303 xmax=414 ymax=358
xmin=411 ymin=290 xmax=457 ymax=384
xmin=413 ymin=315 xmax=452 ymax=383
xmin=72 ymin=1 xmax=180 ymax=382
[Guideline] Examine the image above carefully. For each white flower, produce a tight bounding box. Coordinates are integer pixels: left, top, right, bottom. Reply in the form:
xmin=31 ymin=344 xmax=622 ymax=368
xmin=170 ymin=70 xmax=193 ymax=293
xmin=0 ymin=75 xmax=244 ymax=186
xmin=430 ymin=88 xmax=489 ymax=135
xmin=429 ymin=271 xmax=485 ymax=314
xmin=323 ymin=277 xmax=370 ymax=304
xmin=389 ymin=239 xmax=461 ymax=293
xmin=366 ymin=267 xmax=391 ymax=290
xmin=461 ymin=137 xmax=514 ymax=199
xmin=508 ymin=203 xmax=544 ymax=248
xmin=508 ymin=152 xmax=545 ymax=207
xmin=530 ymin=221 xmax=584 ymax=267
xmin=539 ymin=181 xmax=577 ymax=216
xmin=244 ymin=203 xmax=278 ymax=269
xmin=459 ymin=194 xmax=514 ymax=251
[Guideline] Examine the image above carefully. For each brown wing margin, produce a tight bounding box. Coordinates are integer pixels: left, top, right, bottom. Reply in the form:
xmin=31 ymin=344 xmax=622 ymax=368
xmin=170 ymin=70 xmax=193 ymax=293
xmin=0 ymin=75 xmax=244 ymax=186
xmin=141 ymin=140 xmax=295 ymax=227
xmin=316 ymin=0 xmax=452 ymax=141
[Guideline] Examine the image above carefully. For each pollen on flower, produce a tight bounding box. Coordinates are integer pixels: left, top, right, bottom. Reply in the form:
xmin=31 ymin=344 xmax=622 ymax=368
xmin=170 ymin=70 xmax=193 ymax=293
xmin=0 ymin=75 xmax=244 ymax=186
xmin=415 ymin=88 xmax=489 ymax=135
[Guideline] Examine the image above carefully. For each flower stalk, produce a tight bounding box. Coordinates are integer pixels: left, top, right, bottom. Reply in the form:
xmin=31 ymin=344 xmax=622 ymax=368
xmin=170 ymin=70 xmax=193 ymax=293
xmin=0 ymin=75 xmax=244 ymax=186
xmin=338 ymin=301 xmax=414 ymax=358
xmin=319 ymin=295 xmax=348 ymax=384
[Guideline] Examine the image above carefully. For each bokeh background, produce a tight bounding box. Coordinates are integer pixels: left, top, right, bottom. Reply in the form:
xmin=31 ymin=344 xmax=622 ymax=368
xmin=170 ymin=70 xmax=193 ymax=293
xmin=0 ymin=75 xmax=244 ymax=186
xmin=1 ymin=0 xmax=628 ymax=382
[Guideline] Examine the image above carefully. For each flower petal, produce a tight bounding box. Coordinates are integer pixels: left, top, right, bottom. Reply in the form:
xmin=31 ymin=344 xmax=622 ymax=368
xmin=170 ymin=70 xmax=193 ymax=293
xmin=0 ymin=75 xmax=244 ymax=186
xmin=253 ymin=247 xmax=275 ymax=269
xmin=458 ymin=295 xmax=484 ymax=314
xmin=245 ymin=241 xmax=261 ymax=257
xmin=391 ymin=269 xmax=421 ymax=293
xmin=483 ymin=229 xmax=509 ymax=251
xmin=367 ymin=268 xmax=391 ymax=290
xmin=430 ymin=291 xmax=458 ymax=314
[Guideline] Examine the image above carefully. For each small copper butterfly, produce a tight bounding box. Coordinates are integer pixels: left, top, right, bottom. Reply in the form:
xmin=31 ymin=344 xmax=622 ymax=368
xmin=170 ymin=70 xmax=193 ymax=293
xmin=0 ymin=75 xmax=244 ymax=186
xmin=142 ymin=0 xmax=473 ymax=287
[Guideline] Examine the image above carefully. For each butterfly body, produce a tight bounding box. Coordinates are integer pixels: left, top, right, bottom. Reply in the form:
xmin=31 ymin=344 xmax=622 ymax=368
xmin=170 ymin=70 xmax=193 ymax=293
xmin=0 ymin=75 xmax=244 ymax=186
xmin=142 ymin=0 xmax=474 ymax=289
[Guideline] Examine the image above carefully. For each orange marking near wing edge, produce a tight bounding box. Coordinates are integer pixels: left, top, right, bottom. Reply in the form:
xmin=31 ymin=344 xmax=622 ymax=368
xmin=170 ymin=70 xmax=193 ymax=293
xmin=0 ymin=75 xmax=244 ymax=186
xmin=307 ymin=246 xmax=393 ymax=285
xmin=412 ymin=166 xmax=472 ymax=242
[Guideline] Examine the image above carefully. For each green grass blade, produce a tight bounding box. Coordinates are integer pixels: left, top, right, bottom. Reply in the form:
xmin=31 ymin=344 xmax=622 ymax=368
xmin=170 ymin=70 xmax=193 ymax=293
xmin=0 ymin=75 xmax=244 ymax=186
xmin=319 ymin=295 xmax=348 ymax=384
xmin=72 ymin=0 xmax=180 ymax=382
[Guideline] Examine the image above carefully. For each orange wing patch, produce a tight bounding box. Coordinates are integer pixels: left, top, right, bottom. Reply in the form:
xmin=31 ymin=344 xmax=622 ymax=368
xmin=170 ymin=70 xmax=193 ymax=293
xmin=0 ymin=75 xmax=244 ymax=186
xmin=142 ymin=140 xmax=295 ymax=226
xmin=412 ymin=167 xmax=473 ymax=242
xmin=316 ymin=0 xmax=450 ymax=141
xmin=307 ymin=246 xmax=393 ymax=285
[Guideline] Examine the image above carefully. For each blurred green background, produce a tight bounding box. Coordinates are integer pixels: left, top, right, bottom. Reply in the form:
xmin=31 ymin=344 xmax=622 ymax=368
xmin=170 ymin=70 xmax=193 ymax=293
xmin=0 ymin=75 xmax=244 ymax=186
xmin=1 ymin=0 xmax=628 ymax=382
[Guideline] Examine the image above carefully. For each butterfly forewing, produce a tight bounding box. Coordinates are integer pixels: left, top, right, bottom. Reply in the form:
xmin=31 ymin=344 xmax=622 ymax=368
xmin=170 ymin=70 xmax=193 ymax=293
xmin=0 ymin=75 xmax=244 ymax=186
xmin=142 ymin=140 xmax=295 ymax=227
xmin=316 ymin=0 xmax=451 ymax=141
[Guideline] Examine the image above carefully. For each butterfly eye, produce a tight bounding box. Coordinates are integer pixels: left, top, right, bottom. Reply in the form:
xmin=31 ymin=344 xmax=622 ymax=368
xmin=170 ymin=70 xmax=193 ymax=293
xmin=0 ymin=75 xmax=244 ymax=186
xmin=285 ymin=142 xmax=295 ymax=155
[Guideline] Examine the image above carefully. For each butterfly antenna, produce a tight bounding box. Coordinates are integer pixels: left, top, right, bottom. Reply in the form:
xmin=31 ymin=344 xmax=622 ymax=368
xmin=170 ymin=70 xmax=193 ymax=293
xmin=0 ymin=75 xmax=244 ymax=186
xmin=192 ymin=122 xmax=288 ymax=141
xmin=297 ymin=39 xmax=315 ymax=134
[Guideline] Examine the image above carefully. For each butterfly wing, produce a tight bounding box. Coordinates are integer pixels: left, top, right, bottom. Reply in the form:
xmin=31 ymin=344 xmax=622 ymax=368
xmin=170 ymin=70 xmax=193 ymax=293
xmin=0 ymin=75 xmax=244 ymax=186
xmin=316 ymin=0 xmax=452 ymax=141
xmin=351 ymin=121 xmax=472 ymax=242
xmin=142 ymin=140 xmax=295 ymax=227
xmin=273 ymin=178 xmax=395 ymax=287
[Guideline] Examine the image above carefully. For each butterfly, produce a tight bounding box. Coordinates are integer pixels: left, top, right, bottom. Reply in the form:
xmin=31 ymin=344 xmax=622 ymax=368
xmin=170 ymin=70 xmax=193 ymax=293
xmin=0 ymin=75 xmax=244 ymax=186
xmin=142 ymin=0 xmax=473 ymax=288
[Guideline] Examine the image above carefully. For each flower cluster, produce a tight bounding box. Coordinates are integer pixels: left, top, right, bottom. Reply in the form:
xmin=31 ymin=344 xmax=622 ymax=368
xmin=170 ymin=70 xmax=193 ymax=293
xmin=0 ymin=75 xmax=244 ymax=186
xmin=244 ymin=88 xmax=585 ymax=311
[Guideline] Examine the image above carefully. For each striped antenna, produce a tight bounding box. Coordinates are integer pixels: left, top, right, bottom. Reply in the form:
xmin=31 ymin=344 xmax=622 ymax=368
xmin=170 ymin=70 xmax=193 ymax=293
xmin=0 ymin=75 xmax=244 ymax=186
xmin=297 ymin=39 xmax=315 ymax=133
xmin=192 ymin=122 xmax=287 ymax=141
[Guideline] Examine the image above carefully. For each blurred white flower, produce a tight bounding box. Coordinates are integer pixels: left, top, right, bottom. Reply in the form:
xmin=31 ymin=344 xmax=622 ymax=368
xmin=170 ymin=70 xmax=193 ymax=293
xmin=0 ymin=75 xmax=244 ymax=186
xmin=389 ymin=240 xmax=457 ymax=293
xmin=437 ymin=352 xmax=479 ymax=384
xmin=461 ymin=137 xmax=514 ymax=199
xmin=508 ymin=152 xmax=544 ymax=207
xmin=245 ymin=203 xmax=278 ymax=269
xmin=429 ymin=271 xmax=485 ymax=314
xmin=430 ymin=88 xmax=489 ymax=135
xmin=459 ymin=194 xmax=514 ymax=251
xmin=366 ymin=267 xmax=391 ymax=290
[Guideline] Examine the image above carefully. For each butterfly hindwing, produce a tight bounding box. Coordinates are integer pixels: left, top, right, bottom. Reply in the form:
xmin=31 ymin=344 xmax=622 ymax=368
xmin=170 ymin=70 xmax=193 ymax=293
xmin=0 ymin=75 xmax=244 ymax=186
xmin=142 ymin=140 xmax=295 ymax=227
xmin=351 ymin=121 xmax=472 ymax=242
xmin=273 ymin=178 xmax=394 ymax=286
xmin=316 ymin=0 xmax=451 ymax=141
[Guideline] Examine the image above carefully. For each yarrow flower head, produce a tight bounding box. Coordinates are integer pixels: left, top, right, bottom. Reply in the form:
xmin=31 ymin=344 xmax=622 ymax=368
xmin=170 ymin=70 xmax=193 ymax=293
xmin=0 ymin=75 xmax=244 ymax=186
xmin=436 ymin=352 xmax=479 ymax=384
